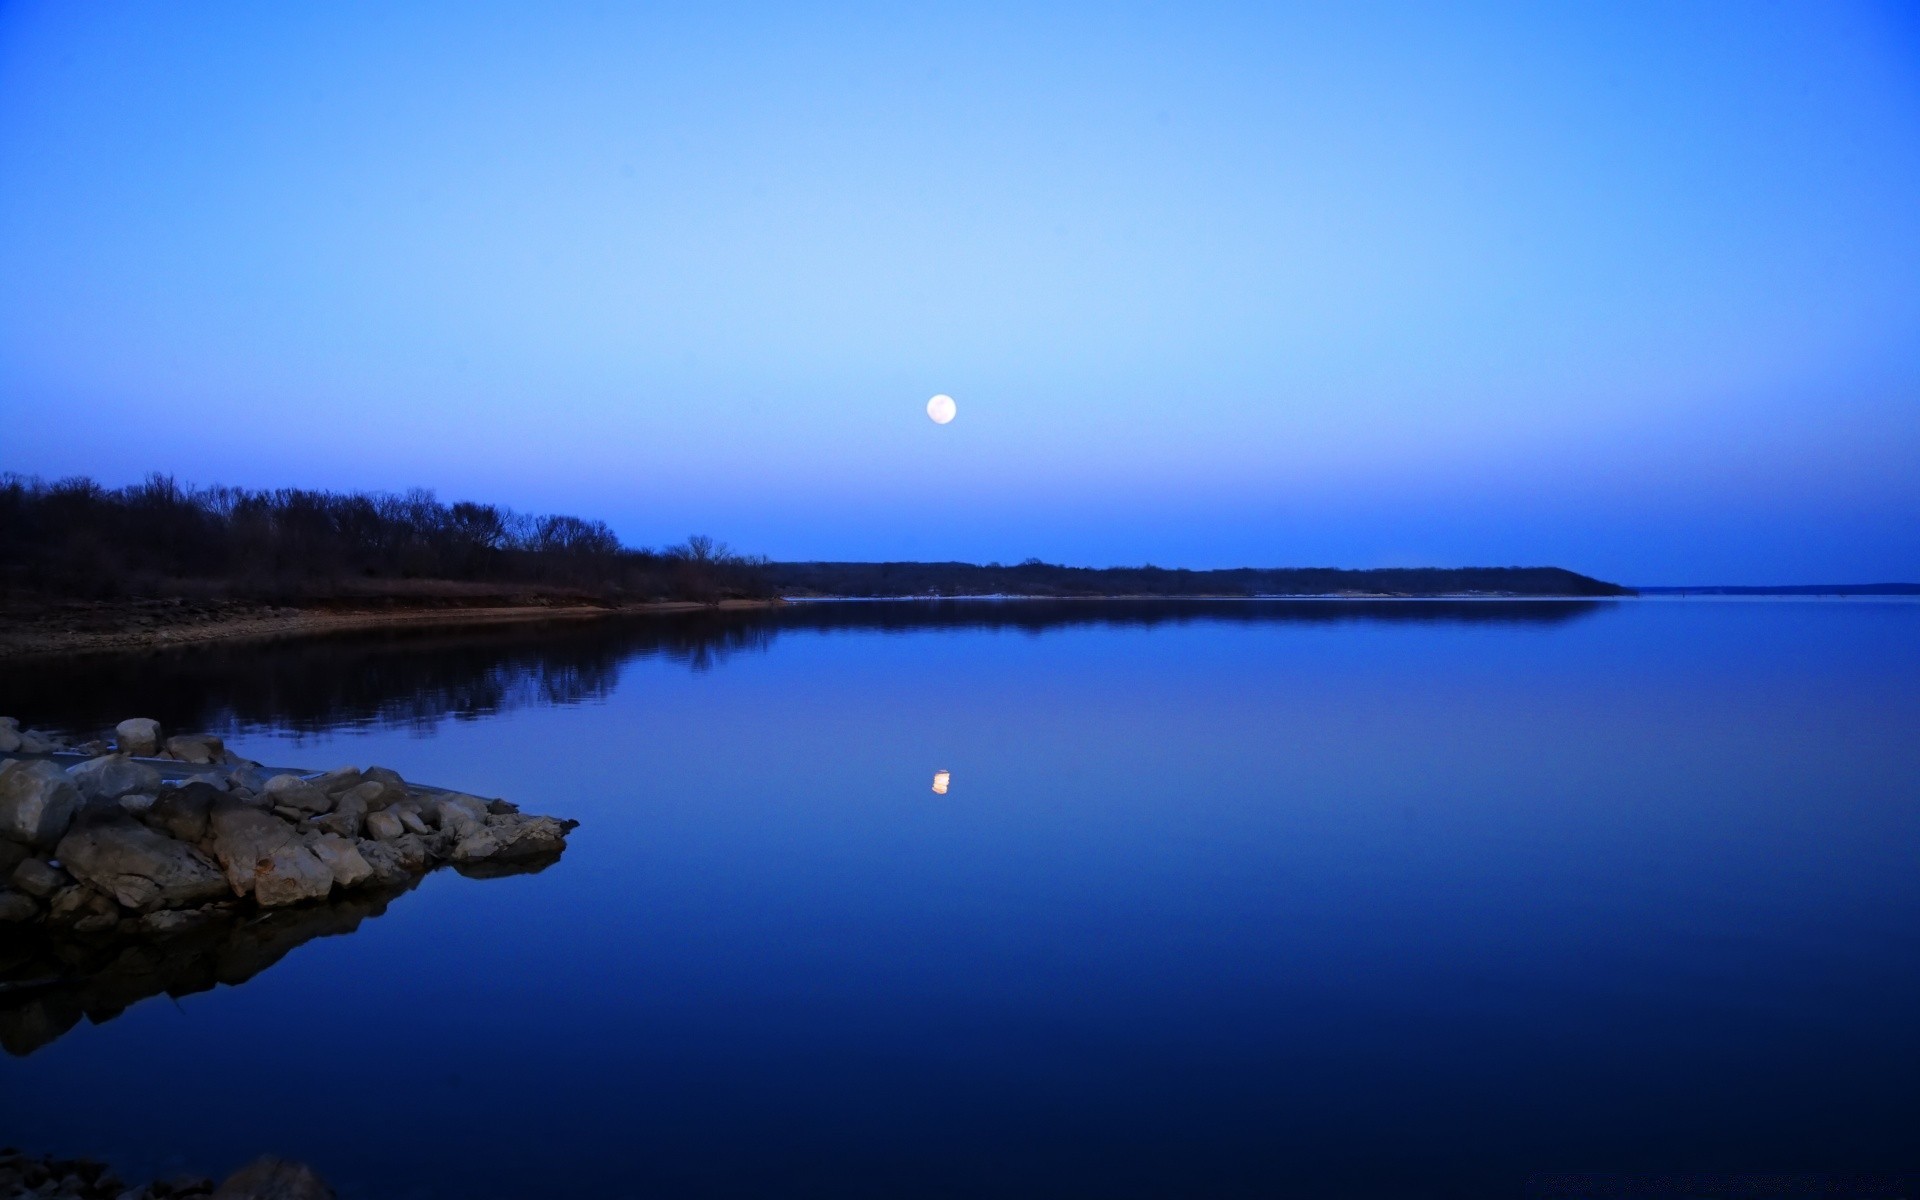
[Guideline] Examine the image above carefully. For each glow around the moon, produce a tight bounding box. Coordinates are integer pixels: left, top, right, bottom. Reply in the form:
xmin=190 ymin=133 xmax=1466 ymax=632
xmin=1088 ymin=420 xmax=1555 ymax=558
xmin=926 ymin=394 xmax=957 ymax=424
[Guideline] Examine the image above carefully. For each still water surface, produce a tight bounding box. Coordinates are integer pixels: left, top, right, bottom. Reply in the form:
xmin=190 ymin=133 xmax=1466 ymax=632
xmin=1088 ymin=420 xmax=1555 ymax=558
xmin=2 ymin=599 xmax=1918 ymax=1198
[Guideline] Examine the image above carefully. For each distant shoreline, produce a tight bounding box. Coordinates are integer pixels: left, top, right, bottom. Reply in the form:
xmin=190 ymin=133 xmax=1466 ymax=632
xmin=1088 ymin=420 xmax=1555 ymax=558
xmin=0 ymin=597 xmax=778 ymax=659
xmin=8 ymin=582 xmax=1914 ymax=659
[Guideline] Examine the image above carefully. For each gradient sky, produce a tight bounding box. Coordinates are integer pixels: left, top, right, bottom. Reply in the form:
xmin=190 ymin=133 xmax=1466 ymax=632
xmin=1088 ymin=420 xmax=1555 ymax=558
xmin=3 ymin=2 xmax=1918 ymax=583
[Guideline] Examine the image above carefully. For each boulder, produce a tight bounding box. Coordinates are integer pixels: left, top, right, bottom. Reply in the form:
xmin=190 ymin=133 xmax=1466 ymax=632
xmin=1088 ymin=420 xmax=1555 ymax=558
xmin=427 ymin=793 xmax=488 ymax=839
xmin=46 ymin=883 xmax=119 ymax=928
xmin=17 ymin=729 xmax=59 ymax=754
xmin=315 ymin=787 xmax=367 ymax=839
xmin=114 ymin=717 xmax=163 ymax=756
xmin=164 ymin=733 xmax=225 ymax=764
xmin=354 ymin=839 xmax=415 ymax=887
xmin=362 ymin=766 xmax=407 ymax=792
xmin=364 ymin=810 xmax=404 ymax=841
xmin=9 ymin=856 xmax=67 ymax=898
xmin=396 ymin=807 xmax=432 ymax=836
xmin=451 ymin=814 xmax=577 ymax=864
xmin=0 ymin=759 xmax=81 ymax=848
xmin=309 ymin=834 xmax=373 ymax=889
xmin=0 ymin=725 xmax=18 ymax=753
xmin=209 ymin=796 xmax=297 ymax=897
xmin=262 ymin=774 xmax=332 ymax=814
xmin=212 ymin=1155 xmax=334 ymax=1200
xmin=66 ymin=754 xmax=163 ymax=804
xmin=310 ymin=766 xmax=364 ymax=795
xmin=252 ymin=844 xmax=335 ymax=907
xmin=0 ymin=837 xmax=27 ymax=877
xmin=0 ymin=889 xmax=38 ymax=923
xmin=341 ymin=779 xmax=403 ymax=811
xmin=387 ymin=833 xmax=436 ymax=873
xmin=145 ymin=781 xmax=218 ymax=844
xmin=55 ymin=816 xmax=230 ymax=911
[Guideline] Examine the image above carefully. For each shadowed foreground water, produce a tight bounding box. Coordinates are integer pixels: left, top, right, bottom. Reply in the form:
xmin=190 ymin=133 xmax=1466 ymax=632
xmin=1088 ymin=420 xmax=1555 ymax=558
xmin=2 ymin=599 xmax=1917 ymax=1198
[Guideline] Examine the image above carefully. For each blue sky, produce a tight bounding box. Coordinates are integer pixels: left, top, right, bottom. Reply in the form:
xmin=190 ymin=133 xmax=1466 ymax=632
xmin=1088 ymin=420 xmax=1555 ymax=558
xmin=2 ymin=2 xmax=1917 ymax=583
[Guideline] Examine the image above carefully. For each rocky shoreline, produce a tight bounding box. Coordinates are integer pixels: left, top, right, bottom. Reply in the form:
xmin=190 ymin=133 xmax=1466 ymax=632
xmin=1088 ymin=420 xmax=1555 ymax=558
xmin=1 ymin=1149 xmax=332 ymax=1200
xmin=0 ymin=713 xmax=576 ymax=970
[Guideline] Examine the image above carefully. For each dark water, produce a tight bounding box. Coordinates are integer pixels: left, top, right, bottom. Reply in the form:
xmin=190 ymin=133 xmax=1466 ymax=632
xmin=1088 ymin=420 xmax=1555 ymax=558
xmin=3 ymin=599 xmax=1917 ymax=1198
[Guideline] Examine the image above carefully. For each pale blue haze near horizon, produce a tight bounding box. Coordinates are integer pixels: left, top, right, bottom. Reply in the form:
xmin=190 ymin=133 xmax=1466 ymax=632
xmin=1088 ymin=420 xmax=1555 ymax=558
xmin=2 ymin=1 xmax=1918 ymax=584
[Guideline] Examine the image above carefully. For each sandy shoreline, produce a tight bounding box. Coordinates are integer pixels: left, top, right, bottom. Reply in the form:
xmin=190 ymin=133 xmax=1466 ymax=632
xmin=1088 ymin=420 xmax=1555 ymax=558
xmin=0 ymin=598 xmax=777 ymax=659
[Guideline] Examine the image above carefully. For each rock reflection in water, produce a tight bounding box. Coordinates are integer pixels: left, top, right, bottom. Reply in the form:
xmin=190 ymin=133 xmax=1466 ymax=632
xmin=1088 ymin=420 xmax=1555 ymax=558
xmin=0 ymin=854 xmax=558 ymax=1057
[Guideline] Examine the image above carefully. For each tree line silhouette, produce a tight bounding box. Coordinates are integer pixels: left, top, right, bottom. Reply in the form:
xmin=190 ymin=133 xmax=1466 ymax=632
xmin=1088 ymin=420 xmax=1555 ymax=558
xmin=0 ymin=473 xmax=771 ymax=603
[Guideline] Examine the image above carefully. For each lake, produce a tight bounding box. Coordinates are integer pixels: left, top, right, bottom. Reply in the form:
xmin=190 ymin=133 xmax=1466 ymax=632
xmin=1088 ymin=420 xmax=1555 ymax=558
xmin=3 ymin=598 xmax=1918 ymax=1198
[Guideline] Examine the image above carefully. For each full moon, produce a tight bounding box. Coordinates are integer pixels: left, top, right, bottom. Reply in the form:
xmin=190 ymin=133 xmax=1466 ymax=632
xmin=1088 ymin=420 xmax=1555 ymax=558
xmin=926 ymin=394 xmax=957 ymax=424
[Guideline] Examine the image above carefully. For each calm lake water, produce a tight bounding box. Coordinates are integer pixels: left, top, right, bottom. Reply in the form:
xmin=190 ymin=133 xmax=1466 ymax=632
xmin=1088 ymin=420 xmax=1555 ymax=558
xmin=3 ymin=598 xmax=1918 ymax=1198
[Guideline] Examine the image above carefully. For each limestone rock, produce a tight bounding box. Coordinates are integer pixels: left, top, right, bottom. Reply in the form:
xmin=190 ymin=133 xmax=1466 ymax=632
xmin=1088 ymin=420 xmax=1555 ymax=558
xmin=364 ymin=810 xmax=404 ymax=841
xmin=66 ymin=754 xmax=163 ymax=804
xmin=309 ymin=834 xmax=373 ymax=889
xmin=0 ymin=716 xmax=20 ymax=753
xmin=212 ymin=1155 xmax=334 ymax=1200
xmin=395 ymin=806 xmax=432 ymax=836
xmin=451 ymin=814 xmax=577 ymax=864
xmin=17 ymin=729 xmax=59 ymax=754
xmin=114 ymin=717 xmax=163 ymax=756
xmin=118 ymin=791 xmax=159 ymax=817
xmin=262 ymin=775 xmax=332 ymax=814
xmin=0 ymin=759 xmax=82 ymax=848
xmin=9 ymin=856 xmax=67 ymax=898
xmin=56 ymin=816 xmax=230 ymax=912
xmin=164 ymin=733 xmax=225 ymax=764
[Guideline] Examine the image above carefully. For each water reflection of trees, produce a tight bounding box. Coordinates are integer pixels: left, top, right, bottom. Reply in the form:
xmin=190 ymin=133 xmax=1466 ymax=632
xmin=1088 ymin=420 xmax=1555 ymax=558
xmin=0 ymin=599 xmax=1606 ymax=736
